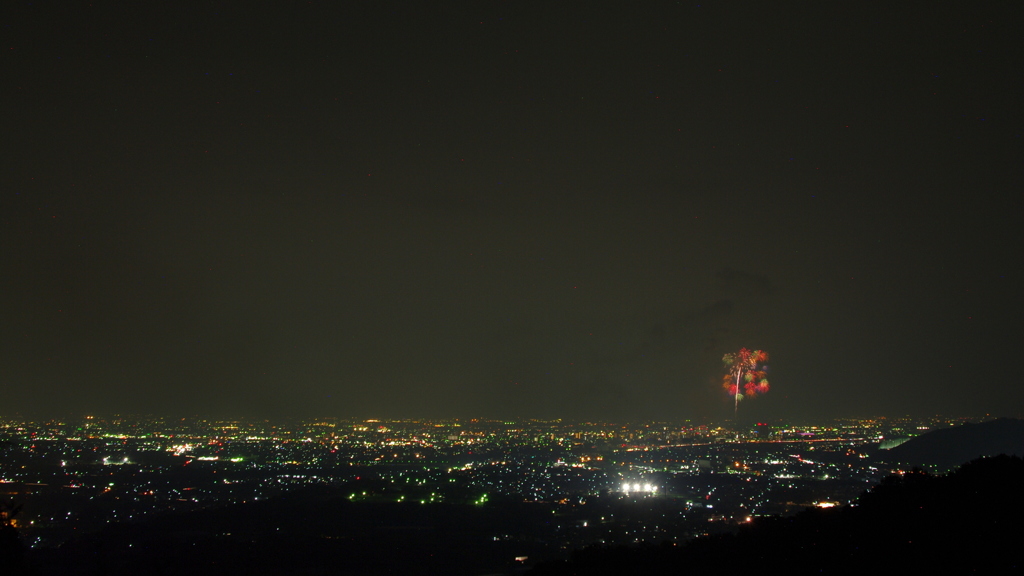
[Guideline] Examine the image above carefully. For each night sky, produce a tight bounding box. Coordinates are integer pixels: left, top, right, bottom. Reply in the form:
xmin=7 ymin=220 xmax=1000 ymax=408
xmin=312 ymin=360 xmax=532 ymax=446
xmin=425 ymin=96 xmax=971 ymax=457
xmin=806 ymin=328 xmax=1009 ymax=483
xmin=3 ymin=2 xmax=1021 ymax=421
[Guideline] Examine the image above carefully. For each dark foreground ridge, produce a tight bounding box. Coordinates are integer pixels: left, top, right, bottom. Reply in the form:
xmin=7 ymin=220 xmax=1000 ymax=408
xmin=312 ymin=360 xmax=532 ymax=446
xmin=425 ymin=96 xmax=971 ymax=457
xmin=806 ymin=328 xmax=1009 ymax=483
xmin=25 ymin=486 xmax=554 ymax=576
xmin=530 ymin=454 xmax=1024 ymax=576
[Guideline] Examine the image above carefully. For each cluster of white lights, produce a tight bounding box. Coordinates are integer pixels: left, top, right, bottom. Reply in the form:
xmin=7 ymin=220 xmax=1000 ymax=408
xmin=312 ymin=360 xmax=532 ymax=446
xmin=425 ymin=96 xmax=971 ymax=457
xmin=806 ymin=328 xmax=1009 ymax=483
xmin=621 ymin=482 xmax=657 ymax=494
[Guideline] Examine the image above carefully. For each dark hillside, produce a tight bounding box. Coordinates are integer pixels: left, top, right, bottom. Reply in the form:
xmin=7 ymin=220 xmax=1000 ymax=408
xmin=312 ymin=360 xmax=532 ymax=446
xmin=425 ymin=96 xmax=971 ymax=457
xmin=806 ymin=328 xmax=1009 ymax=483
xmin=878 ymin=418 xmax=1024 ymax=471
xmin=530 ymin=454 xmax=1024 ymax=575
xmin=29 ymin=485 xmax=556 ymax=576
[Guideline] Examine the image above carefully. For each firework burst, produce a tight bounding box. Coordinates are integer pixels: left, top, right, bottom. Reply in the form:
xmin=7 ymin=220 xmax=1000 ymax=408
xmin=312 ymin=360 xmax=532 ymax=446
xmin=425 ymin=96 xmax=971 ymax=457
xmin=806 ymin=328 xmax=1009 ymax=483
xmin=722 ymin=348 xmax=770 ymax=417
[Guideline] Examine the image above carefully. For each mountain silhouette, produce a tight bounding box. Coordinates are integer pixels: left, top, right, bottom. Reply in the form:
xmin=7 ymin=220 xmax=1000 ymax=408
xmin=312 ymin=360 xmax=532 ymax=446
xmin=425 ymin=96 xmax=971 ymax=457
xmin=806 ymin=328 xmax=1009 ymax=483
xmin=879 ymin=417 xmax=1024 ymax=471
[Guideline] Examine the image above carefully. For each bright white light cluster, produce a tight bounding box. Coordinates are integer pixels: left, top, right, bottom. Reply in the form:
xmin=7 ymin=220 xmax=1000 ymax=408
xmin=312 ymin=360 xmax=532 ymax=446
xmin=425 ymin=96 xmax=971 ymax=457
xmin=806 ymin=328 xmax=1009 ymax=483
xmin=621 ymin=482 xmax=658 ymax=494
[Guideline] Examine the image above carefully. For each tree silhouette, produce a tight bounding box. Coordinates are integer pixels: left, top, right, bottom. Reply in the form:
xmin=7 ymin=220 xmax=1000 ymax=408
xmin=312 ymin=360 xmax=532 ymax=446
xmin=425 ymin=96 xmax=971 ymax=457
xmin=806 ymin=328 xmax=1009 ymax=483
xmin=0 ymin=499 xmax=27 ymax=574
xmin=722 ymin=348 xmax=769 ymax=418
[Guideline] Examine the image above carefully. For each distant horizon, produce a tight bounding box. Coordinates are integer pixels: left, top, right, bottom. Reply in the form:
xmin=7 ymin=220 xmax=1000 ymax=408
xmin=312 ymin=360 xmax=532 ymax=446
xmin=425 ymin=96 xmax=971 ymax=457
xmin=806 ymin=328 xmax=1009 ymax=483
xmin=1 ymin=412 xmax=1014 ymax=423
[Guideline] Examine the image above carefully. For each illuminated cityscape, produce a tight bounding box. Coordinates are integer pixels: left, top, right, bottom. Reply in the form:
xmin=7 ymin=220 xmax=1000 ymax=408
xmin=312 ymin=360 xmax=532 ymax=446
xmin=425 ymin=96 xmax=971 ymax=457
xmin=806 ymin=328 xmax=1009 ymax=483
xmin=0 ymin=414 xmax=988 ymax=554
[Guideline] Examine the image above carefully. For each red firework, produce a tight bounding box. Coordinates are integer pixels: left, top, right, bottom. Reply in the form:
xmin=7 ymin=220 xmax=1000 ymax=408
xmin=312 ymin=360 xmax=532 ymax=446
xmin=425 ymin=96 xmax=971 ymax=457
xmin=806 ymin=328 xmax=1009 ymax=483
xmin=722 ymin=348 xmax=770 ymax=417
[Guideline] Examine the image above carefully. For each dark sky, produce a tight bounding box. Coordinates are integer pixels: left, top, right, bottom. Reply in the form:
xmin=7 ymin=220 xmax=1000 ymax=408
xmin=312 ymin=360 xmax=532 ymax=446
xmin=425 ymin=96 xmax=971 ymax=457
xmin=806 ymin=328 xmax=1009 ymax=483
xmin=3 ymin=1 xmax=1021 ymax=421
